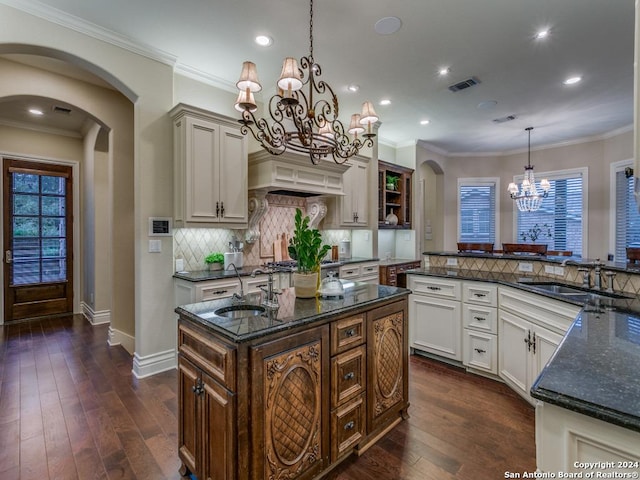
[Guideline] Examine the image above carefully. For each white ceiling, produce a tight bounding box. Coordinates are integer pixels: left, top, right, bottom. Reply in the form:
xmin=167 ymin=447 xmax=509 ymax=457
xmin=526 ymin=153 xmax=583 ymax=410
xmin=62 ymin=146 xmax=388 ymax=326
xmin=1 ymin=0 xmax=635 ymax=155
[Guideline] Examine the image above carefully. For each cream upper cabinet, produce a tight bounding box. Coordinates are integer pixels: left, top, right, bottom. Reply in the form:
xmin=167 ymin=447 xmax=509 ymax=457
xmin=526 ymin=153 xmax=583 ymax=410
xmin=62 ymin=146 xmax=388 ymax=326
xmin=171 ymin=104 xmax=248 ymax=228
xmin=340 ymin=157 xmax=369 ymax=227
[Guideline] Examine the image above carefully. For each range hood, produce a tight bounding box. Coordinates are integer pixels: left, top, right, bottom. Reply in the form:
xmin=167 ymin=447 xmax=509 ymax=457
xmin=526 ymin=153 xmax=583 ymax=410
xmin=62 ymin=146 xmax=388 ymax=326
xmin=248 ymin=150 xmax=349 ymax=197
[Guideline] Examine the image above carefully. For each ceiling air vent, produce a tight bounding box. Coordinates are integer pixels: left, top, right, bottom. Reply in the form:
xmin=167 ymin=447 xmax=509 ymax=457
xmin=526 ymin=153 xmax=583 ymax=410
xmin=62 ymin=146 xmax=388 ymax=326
xmin=52 ymin=105 xmax=72 ymax=115
xmin=492 ymin=115 xmax=517 ymax=124
xmin=448 ymin=76 xmax=480 ymax=92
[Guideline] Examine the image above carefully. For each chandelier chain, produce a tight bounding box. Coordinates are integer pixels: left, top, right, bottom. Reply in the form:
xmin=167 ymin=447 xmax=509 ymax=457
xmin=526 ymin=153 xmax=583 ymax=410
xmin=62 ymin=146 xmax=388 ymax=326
xmin=309 ymin=0 xmax=314 ymax=61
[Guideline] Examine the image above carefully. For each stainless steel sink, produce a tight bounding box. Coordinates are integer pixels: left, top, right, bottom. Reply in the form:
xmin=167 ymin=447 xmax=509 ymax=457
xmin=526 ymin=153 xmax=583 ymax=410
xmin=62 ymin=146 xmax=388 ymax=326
xmin=214 ymin=304 xmax=266 ymax=318
xmin=518 ymin=281 xmax=629 ymax=299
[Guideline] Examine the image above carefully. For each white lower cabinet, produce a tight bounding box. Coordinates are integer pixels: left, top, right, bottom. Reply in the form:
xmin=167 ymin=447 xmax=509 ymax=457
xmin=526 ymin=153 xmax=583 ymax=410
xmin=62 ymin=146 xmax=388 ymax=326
xmin=339 ymin=262 xmax=379 ymax=285
xmin=174 ymin=274 xmax=273 ymax=306
xmin=536 ymin=403 xmax=640 ymax=474
xmin=408 ymin=275 xmax=462 ymax=361
xmin=462 ymin=282 xmax=498 ymax=375
xmin=498 ymin=286 xmax=580 ymax=405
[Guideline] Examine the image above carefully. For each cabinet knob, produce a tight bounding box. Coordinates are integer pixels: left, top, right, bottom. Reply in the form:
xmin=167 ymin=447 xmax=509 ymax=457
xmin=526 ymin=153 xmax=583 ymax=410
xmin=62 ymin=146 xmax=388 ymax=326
xmin=220 ymin=201 xmax=225 ymax=217
xmin=344 ymin=421 xmax=355 ymax=430
xmin=215 ymin=201 xmax=220 ymax=217
xmin=343 ymin=372 xmax=355 ymax=381
xmin=345 ymin=328 xmax=356 ymax=337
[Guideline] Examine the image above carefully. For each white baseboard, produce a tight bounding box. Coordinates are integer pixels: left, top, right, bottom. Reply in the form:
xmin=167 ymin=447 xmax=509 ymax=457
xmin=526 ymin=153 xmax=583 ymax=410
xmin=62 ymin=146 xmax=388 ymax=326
xmin=131 ymin=349 xmax=177 ymax=379
xmin=107 ymin=325 xmax=135 ymax=354
xmin=81 ymin=301 xmax=111 ymax=325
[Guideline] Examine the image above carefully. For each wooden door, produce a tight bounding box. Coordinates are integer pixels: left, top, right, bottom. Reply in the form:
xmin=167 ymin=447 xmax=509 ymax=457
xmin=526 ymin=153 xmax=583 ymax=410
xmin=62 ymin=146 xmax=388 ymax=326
xmin=368 ymin=303 xmax=407 ymax=431
xmin=202 ymin=369 xmax=236 ymax=480
xmin=3 ymin=158 xmax=73 ymax=322
xmin=178 ymin=356 xmax=199 ymax=477
xmin=250 ymin=326 xmax=329 ymax=480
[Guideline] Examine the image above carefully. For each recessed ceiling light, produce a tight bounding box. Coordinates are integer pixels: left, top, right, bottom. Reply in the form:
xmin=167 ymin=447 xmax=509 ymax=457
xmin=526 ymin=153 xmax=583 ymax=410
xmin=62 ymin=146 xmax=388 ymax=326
xmin=477 ymin=100 xmax=498 ymax=110
xmin=347 ymin=84 xmax=360 ymax=92
xmin=535 ymin=29 xmax=549 ymax=40
xmin=563 ymin=76 xmax=582 ymax=85
xmin=379 ymin=99 xmax=391 ymax=106
xmin=255 ymin=35 xmax=273 ymax=47
xmin=374 ymin=16 xmax=402 ymax=35
xmin=420 ymin=120 xmax=430 ymax=125
xmin=29 ymin=108 xmax=44 ymax=116
xmin=438 ymin=67 xmax=450 ymax=76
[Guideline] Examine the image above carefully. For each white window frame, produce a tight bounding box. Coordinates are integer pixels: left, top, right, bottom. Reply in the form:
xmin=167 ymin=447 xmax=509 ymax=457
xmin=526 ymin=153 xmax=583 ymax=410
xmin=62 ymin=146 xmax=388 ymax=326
xmin=457 ymin=177 xmax=500 ymax=246
xmin=610 ymin=158 xmax=634 ymax=261
xmin=511 ymin=167 xmax=588 ymax=257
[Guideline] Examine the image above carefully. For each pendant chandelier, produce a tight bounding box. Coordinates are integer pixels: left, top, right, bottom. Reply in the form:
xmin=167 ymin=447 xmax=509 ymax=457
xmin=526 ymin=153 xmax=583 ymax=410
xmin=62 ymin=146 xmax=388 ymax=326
xmin=234 ymin=0 xmax=378 ymax=165
xmin=507 ymin=127 xmax=550 ymax=212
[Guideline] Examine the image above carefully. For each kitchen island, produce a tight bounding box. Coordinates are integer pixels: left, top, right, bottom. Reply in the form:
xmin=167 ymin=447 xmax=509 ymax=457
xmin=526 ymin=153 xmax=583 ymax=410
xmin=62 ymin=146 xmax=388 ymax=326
xmin=175 ymin=282 xmax=409 ymax=480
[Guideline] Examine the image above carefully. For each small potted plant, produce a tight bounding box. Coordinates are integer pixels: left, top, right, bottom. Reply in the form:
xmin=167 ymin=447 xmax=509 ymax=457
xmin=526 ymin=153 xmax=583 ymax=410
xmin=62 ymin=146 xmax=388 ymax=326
xmin=288 ymin=208 xmax=331 ymax=298
xmin=386 ymin=174 xmax=399 ymax=191
xmin=204 ymin=252 xmax=224 ymax=271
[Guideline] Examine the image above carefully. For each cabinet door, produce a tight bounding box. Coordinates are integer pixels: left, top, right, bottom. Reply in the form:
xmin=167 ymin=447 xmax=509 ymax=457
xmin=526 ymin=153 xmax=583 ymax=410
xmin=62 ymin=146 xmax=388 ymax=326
xmin=498 ymin=310 xmax=530 ymax=399
xmin=185 ymin=116 xmax=220 ymax=223
xmin=218 ymin=125 xmax=248 ymax=224
xmin=530 ymin=325 xmax=562 ymax=387
xmin=178 ymin=357 xmax=199 ymax=477
xmin=340 ymin=159 xmax=368 ymax=226
xmin=250 ymin=326 xmax=329 ymax=480
xmin=463 ymin=329 xmax=497 ymax=374
xmin=201 ymin=370 xmax=236 ymax=480
xmin=409 ymin=294 xmax=461 ymax=360
xmin=368 ymin=302 xmax=407 ymax=431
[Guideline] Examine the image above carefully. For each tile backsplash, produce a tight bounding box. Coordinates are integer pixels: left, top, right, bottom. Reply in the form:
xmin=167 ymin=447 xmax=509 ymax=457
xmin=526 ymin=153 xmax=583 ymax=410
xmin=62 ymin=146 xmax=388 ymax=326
xmin=173 ymin=194 xmax=351 ymax=271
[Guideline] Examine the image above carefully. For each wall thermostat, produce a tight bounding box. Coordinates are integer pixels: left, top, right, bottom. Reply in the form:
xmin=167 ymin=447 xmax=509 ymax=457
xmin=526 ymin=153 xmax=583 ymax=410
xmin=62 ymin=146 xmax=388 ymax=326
xmin=148 ymin=217 xmax=172 ymax=236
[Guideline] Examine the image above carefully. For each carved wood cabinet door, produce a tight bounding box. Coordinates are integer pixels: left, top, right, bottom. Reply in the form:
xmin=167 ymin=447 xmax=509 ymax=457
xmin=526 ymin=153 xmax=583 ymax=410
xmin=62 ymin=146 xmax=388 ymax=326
xmin=250 ymin=326 xmax=329 ymax=480
xmin=368 ymin=303 xmax=408 ymax=431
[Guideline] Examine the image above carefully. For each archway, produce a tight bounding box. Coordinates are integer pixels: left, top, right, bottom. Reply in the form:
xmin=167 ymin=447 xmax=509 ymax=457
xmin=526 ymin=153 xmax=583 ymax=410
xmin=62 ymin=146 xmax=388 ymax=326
xmin=417 ymin=159 xmax=444 ymax=253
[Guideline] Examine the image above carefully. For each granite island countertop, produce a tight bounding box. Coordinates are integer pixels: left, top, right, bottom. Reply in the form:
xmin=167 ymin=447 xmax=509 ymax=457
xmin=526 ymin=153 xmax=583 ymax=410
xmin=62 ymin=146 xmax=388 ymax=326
xmin=175 ymin=282 xmax=408 ymax=343
xmin=406 ymin=266 xmax=640 ymax=433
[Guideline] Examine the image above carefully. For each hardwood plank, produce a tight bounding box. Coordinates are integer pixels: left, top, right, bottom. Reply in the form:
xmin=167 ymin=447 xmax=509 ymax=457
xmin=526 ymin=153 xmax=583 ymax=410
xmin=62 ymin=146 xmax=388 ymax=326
xmin=0 ymin=315 xmax=536 ymax=479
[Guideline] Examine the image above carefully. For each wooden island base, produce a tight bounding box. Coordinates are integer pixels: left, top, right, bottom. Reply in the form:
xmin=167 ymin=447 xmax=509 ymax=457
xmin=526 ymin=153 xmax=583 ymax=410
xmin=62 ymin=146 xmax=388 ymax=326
xmin=176 ymin=288 xmax=410 ymax=480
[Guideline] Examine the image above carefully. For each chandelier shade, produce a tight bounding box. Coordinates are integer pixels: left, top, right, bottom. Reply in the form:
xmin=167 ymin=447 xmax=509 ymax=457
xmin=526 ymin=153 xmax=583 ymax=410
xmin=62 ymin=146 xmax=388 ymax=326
xmin=234 ymin=0 xmax=377 ymax=165
xmin=508 ymin=127 xmax=550 ymax=212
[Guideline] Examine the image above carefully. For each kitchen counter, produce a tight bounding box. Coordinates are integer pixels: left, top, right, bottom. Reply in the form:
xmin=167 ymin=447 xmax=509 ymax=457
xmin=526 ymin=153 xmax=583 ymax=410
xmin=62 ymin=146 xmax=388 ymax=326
xmin=407 ymin=266 xmax=640 ymax=433
xmin=175 ymin=281 xmax=407 ymax=342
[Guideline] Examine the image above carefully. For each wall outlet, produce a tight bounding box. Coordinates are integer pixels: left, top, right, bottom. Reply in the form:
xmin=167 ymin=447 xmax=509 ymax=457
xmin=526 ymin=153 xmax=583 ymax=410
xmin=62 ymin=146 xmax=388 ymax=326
xmin=176 ymin=258 xmax=185 ymax=272
xmin=544 ymin=265 xmax=555 ymax=275
xmin=554 ymin=266 xmax=565 ymax=276
xmin=446 ymin=257 xmax=458 ymax=266
xmin=149 ymin=239 xmax=162 ymax=253
xmin=518 ymin=262 xmax=533 ymax=272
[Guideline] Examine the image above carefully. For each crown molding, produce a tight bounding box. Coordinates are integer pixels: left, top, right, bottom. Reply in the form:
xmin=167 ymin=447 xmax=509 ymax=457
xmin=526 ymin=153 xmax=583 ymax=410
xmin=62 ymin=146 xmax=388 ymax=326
xmin=1 ymin=0 xmax=177 ymax=66
xmin=173 ymin=63 xmax=237 ymax=93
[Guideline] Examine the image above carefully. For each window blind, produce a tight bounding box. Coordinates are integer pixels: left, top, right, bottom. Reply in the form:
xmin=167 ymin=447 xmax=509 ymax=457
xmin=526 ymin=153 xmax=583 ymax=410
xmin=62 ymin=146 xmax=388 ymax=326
xmin=459 ymin=183 xmax=496 ymax=243
xmin=516 ymin=174 xmax=583 ymax=255
xmin=615 ymin=170 xmax=640 ymax=261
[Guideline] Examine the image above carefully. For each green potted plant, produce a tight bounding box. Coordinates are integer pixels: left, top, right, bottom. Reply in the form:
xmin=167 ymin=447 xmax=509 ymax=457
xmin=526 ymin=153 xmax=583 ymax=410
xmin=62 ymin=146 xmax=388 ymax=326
xmin=204 ymin=252 xmax=224 ymax=271
xmin=288 ymin=208 xmax=331 ymax=298
xmin=386 ymin=174 xmax=399 ymax=191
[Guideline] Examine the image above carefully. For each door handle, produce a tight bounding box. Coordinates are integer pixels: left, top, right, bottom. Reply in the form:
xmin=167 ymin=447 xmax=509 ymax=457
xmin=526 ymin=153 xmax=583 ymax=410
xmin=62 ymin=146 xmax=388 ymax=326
xmin=5 ymin=250 xmax=12 ymax=264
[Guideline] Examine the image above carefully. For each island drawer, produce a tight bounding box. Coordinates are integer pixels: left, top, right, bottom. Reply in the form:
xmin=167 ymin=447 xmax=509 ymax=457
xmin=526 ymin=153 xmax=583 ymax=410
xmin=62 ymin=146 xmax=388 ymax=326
xmin=331 ymin=314 xmax=366 ymax=355
xmin=463 ymin=281 xmax=497 ymax=307
xmin=331 ymin=394 xmax=365 ymax=462
xmin=178 ymin=322 xmax=236 ymax=391
xmin=331 ymin=345 xmax=366 ymax=408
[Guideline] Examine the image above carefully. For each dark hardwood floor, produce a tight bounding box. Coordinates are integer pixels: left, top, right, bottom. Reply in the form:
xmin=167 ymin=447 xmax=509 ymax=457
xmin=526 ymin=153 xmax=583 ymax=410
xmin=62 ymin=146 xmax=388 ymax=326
xmin=0 ymin=315 xmax=535 ymax=479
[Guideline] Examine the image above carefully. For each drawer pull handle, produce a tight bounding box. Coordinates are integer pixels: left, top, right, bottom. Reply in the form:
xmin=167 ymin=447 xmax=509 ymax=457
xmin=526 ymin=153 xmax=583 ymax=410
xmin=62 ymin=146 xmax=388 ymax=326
xmin=211 ymin=289 xmax=228 ymax=295
xmin=474 ymin=348 xmax=486 ymax=354
xmin=344 ymin=421 xmax=355 ymax=430
xmin=345 ymin=328 xmax=356 ymax=337
xmin=427 ymin=286 xmax=441 ymax=291
xmin=343 ymin=372 xmax=355 ymax=381
xmin=473 ymin=316 xmax=486 ymax=322
xmin=473 ymin=293 xmax=487 ymax=298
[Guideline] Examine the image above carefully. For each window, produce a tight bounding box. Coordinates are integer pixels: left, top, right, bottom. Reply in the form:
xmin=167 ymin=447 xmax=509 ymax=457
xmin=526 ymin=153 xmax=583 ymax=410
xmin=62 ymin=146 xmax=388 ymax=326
xmin=614 ymin=164 xmax=640 ymax=262
xmin=458 ymin=179 xmax=498 ymax=244
xmin=514 ymin=169 xmax=586 ymax=256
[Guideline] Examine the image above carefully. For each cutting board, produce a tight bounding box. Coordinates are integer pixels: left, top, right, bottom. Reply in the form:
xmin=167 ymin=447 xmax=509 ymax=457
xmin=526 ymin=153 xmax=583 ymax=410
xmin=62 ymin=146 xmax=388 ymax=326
xmin=273 ymin=240 xmax=282 ymax=262
xmin=281 ymin=233 xmax=290 ymax=260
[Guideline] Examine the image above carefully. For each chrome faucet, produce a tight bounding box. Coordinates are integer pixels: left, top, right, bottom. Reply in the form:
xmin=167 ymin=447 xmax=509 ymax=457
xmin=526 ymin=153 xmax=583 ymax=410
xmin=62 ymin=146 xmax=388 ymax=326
xmin=593 ymin=259 xmax=604 ymax=290
xmin=226 ymin=263 xmax=244 ymax=301
xmin=251 ymin=267 xmax=281 ymax=310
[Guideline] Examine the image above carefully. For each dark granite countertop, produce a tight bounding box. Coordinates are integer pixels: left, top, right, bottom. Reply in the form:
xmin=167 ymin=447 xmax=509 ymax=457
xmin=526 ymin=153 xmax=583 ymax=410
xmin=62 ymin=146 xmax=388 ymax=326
xmin=172 ymin=258 xmax=380 ymax=282
xmin=407 ymin=266 xmax=640 ymax=433
xmin=175 ymin=282 xmax=408 ymax=343
xmin=422 ymin=250 xmax=640 ymax=274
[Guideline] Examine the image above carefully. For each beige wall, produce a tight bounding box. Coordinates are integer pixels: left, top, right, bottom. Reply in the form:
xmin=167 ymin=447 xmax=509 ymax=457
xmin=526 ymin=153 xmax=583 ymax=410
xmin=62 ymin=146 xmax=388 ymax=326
xmin=417 ymin=129 xmax=633 ymax=259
